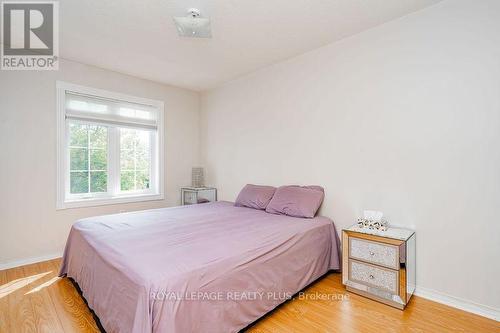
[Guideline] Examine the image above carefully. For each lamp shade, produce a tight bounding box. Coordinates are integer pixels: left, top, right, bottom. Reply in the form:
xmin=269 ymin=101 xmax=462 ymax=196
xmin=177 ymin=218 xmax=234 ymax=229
xmin=191 ymin=167 xmax=205 ymax=188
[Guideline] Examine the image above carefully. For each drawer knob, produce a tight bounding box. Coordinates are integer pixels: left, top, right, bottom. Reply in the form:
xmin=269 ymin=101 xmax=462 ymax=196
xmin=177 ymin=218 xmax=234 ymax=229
xmin=369 ymin=274 xmax=375 ymax=279
xmin=369 ymin=251 xmax=375 ymax=256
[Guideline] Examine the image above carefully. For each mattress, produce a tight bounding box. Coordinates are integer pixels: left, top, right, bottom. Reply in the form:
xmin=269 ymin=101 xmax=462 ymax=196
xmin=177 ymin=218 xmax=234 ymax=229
xmin=60 ymin=201 xmax=340 ymax=332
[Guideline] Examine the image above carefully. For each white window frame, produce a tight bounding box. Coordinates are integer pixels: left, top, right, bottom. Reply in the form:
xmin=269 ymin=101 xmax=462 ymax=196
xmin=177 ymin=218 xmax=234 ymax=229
xmin=56 ymin=81 xmax=164 ymax=209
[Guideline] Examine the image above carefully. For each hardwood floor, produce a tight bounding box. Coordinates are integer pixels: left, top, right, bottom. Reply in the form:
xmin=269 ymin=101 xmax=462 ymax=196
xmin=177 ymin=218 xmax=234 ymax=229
xmin=0 ymin=259 xmax=498 ymax=333
xmin=0 ymin=259 xmax=100 ymax=333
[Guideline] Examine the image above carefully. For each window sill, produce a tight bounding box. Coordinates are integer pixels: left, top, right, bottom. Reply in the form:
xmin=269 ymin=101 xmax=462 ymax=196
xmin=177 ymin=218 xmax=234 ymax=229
xmin=56 ymin=193 xmax=164 ymax=210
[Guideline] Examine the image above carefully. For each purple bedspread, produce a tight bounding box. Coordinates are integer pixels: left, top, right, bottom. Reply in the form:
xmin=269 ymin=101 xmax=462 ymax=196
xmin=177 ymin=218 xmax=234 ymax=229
xmin=60 ymin=201 xmax=340 ymax=333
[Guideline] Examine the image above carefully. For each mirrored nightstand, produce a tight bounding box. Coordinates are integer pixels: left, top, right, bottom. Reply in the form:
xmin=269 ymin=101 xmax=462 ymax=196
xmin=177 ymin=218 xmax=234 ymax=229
xmin=181 ymin=187 xmax=217 ymax=205
xmin=342 ymin=224 xmax=416 ymax=309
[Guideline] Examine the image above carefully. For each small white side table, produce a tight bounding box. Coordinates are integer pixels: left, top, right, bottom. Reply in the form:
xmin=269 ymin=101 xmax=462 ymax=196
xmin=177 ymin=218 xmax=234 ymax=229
xmin=181 ymin=187 xmax=217 ymax=205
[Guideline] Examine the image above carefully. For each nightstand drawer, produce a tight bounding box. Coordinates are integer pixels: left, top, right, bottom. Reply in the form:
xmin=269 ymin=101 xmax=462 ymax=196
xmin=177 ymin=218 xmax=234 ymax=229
xmin=349 ymin=260 xmax=398 ymax=294
xmin=349 ymin=237 xmax=399 ymax=269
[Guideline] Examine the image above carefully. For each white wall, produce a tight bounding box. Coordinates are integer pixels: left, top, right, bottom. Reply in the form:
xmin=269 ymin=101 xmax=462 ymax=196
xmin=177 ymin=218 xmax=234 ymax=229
xmin=201 ymin=0 xmax=500 ymax=311
xmin=0 ymin=59 xmax=200 ymax=266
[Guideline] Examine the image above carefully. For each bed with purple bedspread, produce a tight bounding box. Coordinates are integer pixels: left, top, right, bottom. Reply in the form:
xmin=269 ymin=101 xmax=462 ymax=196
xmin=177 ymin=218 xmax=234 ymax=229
xmin=60 ymin=201 xmax=340 ymax=333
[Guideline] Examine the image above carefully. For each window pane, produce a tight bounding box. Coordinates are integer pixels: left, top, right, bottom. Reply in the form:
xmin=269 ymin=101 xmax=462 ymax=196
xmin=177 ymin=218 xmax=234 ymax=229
xmin=69 ymin=123 xmax=87 ymax=147
xmin=70 ymin=148 xmax=88 ymax=170
xmin=89 ymin=125 xmax=107 ymax=148
xmin=120 ymin=171 xmax=135 ymax=191
xmin=90 ymin=149 xmax=107 ymax=170
xmin=120 ymin=129 xmax=136 ymax=150
xmin=136 ymin=149 xmax=150 ymax=170
xmin=120 ymin=128 xmax=151 ymax=192
xmin=90 ymin=171 xmax=107 ymax=192
xmin=136 ymin=171 xmax=150 ymax=190
xmin=120 ymin=149 xmax=135 ymax=170
xmin=70 ymin=172 xmax=89 ymax=193
xmin=68 ymin=122 xmax=108 ymax=195
xmin=136 ymin=131 xmax=151 ymax=151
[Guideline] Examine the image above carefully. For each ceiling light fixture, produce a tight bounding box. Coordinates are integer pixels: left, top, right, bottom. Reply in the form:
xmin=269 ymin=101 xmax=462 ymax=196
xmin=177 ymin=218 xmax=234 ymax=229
xmin=173 ymin=8 xmax=211 ymax=38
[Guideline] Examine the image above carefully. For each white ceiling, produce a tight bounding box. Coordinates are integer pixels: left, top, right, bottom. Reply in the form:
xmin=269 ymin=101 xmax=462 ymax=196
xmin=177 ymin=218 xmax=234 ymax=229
xmin=59 ymin=0 xmax=442 ymax=91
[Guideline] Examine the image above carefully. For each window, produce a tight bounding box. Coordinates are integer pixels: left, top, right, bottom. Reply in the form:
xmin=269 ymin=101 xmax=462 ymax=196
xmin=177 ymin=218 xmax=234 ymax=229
xmin=57 ymin=82 xmax=164 ymax=209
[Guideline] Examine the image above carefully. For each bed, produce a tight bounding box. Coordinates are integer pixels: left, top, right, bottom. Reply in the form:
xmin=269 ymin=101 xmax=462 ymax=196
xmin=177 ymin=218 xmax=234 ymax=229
xmin=60 ymin=201 xmax=340 ymax=332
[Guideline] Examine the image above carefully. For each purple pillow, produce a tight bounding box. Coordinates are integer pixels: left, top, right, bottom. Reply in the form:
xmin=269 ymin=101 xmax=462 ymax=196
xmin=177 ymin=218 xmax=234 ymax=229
xmin=235 ymin=184 xmax=277 ymax=210
xmin=266 ymin=185 xmax=325 ymax=218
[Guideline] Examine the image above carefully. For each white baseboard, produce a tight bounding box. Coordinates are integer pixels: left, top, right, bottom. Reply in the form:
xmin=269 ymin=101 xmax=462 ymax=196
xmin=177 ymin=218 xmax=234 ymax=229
xmin=0 ymin=252 xmax=62 ymax=271
xmin=415 ymin=286 xmax=499 ymax=322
